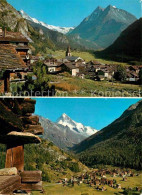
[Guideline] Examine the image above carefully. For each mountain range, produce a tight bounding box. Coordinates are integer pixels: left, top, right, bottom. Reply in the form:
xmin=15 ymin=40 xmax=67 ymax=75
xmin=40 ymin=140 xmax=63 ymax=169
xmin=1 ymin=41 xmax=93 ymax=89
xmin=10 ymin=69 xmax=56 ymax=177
xmin=39 ymin=113 xmax=97 ymax=150
xmin=0 ymin=0 xmax=139 ymax=56
xmin=72 ymin=100 xmax=142 ymax=170
xmin=96 ymin=18 xmax=142 ymax=62
xmin=0 ymin=0 xmax=86 ymax=54
xmin=20 ymin=10 xmax=74 ymax=34
xmin=19 ymin=4 xmax=137 ymax=50
xmin=70 ymin=5 xmax=137 ymax=49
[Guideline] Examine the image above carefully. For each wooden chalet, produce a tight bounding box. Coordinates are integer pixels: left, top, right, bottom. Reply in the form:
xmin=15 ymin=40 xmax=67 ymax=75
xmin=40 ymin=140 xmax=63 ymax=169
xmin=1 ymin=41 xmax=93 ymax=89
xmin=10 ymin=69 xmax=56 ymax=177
xmin=63 ymin=63 xmax=80 ymax=76
xmin=43 ymin=58 xmax=63 ymax=74
xmin=0 ymin=98 xmax=44 ymax=194
xmin=0 ymin=28 xmax=30 ymax=65
xmin=0 ymin=44 xmax=29 ymax=93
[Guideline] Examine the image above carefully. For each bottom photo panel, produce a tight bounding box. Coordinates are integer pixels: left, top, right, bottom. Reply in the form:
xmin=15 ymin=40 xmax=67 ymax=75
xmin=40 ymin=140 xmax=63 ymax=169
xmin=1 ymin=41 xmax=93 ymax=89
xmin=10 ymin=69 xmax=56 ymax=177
xmin=0 ymin=98 xmax=142 ymax=195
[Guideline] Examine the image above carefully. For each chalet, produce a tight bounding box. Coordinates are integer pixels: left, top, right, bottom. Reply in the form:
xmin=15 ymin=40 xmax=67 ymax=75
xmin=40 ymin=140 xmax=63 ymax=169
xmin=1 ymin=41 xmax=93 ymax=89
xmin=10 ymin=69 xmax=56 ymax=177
xmin=43 ymin=59 xmax=63 ymax=74
xmin=0 ymin=99 xmax=44 ymax=194
xmin=0 ymin=27 xmax=30 ymax=66
xmin=0 ymin=44 xmax=28 ymax=93
xmin=126 ymin=72 xmax=139 ymax=82
xmin=64 ymin=63 xmax=79 ymax=76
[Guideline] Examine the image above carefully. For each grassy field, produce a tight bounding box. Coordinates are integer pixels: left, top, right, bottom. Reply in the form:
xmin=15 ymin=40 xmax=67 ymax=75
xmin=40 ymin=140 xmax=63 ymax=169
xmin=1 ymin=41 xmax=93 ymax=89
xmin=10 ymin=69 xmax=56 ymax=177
xmin=49 ymin=75 xmax=141 ymax=97
xmin=45 ymin=49 xmax=128 ymax=65
xmin=32 ymin=173 xmax=142 ymax=195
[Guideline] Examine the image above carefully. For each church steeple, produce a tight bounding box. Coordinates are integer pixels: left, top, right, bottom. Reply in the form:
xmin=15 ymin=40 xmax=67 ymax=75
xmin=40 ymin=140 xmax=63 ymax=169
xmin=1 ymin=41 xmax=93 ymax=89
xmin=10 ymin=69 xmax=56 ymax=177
xmin=66 ymin=45 xmax=72 ymax=57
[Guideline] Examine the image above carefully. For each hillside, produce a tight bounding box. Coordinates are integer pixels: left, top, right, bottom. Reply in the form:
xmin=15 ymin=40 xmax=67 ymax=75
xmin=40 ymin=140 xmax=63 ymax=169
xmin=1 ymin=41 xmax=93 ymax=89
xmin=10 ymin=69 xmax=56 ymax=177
xmin=72 ymin=100 xmax=142 ymax=170
xmin=0 ymin=139 xmax=88 ymax=182
xmin=70 ymin=5 xmax=137 ymax=49
xmin=96 ymin=18 xmax=142 ymax=62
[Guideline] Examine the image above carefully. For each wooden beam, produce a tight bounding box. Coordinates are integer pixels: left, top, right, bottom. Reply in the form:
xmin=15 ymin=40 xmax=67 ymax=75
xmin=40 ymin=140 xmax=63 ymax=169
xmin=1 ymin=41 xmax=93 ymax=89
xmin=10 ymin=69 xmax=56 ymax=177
xmin=0 ymin=131 xmax=41 ymax=145
xmin=20 ymin=171 xmax=42 ymax=182
xmin=0 ymin=175 xmax=21 ymax=194
xmin=24 ymin=125 xmax=44 ymax=135
xmin=4 ymin=71 xmax=10 ymax=93
xmin=5 ymin=144 xmax=24 ymax=172
xmin=20 ymin=181 xmax=42 ymax=191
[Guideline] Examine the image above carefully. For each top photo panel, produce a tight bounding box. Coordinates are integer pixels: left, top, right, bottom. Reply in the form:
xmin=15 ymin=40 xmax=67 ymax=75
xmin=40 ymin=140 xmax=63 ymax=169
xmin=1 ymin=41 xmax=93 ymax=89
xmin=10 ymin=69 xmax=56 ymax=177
xmin=0 ymin=0 xmax=141 ymax=97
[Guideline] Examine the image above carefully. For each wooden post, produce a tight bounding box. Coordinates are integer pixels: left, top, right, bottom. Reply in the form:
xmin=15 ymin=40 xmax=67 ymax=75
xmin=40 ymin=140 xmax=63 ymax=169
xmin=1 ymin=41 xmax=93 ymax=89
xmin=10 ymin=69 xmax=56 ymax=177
xmin=4 ymin=71 xmax=10 ymax=93
xmin=5 ymin=144 xmax=24 ymax=172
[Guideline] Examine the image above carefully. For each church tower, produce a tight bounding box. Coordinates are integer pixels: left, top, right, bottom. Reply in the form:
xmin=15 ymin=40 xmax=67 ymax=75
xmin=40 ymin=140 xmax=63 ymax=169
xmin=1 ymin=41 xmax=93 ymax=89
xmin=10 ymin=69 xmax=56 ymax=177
xmin=66 ymin=46 xmax=72 ymax=57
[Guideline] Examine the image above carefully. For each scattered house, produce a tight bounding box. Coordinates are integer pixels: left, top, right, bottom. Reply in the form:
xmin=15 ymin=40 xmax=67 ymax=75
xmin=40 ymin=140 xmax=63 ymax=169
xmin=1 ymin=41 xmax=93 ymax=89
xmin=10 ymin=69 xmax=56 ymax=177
xmin=116 ymin=184 xmax=121 ymax=189
xmin=0 ymin=44 xmax=28 ymax=93
xmin=43 ymin=59 xmax=63 ymax=74
xmin=64 ymin=63 xmax=79 ymax=76
xmin=126 ymin=65 xmax=142 ymax=82
xmin=30 ymin=56 xmax=41 ymax=64
xmin=0 ymin=27 xmax=30 ymax=66
xmin=126 ymin=72 xmax=139 ymax=82
xmin=123 ymin=177 xmax=127 ymax=181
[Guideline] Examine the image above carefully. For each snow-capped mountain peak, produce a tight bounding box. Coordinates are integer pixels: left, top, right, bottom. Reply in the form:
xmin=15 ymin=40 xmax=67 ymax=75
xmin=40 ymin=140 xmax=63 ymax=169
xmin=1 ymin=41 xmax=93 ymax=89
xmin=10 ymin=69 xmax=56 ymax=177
xmin=57 ymin=113 xmax=98 ymax=137
xmin=20 ymin=10 xmax=74 ymax=34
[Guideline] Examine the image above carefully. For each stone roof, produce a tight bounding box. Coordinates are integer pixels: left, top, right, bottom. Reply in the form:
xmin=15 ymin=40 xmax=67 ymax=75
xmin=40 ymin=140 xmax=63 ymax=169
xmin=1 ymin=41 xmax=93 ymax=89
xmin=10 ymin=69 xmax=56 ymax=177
xmin=65 ymin=56 xmax=82 ymax=61
xmin=0 ymin=44 xmax=27 ymax=70
xmin=0 ymin=32 xmax=29 ymax=43
xmin=65 ymin=63 xmax=78 ymax=70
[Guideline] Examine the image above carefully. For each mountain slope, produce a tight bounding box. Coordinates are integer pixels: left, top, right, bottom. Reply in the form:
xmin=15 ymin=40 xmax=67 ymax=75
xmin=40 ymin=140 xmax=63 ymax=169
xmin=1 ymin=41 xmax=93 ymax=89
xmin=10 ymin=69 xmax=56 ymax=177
xmin=70 ymin=5 xmax=137 ymax=49
xmin=0 ymin=0 xmax=85 ymax=54
xmin=73 ymin=100 xmax=142 ymax=169
xmin=0 ymin=139 xmax=88 ymax=182
xmin=20 ymin=10 xmax=74 ymax=34
xmin=57 ymin=113 xmax=97 ymax=136
xmin=0 ymin=0 xmax=29 ymax=38
xmin=39 ymin=114 xmax=97 ymax=150
xmin=96 ymin=18 xmax=142 ymax=62
xmin=39 ymin=116 xmax=86 ymax=150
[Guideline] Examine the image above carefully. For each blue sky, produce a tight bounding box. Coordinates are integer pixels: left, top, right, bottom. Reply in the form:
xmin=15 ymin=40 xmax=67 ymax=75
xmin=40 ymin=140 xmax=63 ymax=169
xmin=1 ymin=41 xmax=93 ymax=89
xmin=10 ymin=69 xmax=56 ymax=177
xmin=7 ymin=0 xmax=140 ymax=27
xmin=34 ymin=98 xmax=141 ymax=130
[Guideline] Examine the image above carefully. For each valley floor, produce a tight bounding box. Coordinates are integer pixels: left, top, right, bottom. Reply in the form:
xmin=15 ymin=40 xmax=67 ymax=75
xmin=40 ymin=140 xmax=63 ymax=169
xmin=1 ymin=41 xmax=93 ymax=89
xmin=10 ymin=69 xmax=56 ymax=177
xmin=32 ymin=173 xmax=142 ymax=195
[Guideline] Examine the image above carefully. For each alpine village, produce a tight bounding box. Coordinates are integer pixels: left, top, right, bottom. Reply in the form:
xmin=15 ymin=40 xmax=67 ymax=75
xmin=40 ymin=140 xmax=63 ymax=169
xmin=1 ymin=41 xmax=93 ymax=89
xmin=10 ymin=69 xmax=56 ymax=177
xmin=0 ymin=97 xmax=142 ymax=194
xmin=0 ymin=0 xmax=141 ymax=97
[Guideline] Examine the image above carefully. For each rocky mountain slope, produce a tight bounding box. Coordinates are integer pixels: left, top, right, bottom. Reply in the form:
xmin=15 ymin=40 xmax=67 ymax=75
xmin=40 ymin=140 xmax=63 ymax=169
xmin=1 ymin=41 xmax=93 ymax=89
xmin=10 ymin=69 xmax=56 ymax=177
xmin=20 ymin=10 xmax=74 ymax=34
xmin=70 ymin=5 xmax=137 ymax=49
xmin=96 ymin=18 xmax=142 ymax=62
xmin=39 ymin=114 xmax=97 ymax=150
xmin=72 ymin=100 xmax=142 ymax=170
xmin=0 ymin=0 xmax=85 ymax=54
xmin=0 ymin=0 xmax=29 ymax=38
xmin=40 ymin=116 xmax=86 ymax=150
